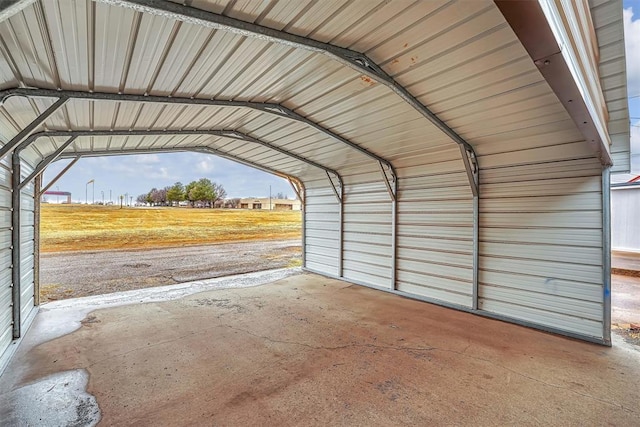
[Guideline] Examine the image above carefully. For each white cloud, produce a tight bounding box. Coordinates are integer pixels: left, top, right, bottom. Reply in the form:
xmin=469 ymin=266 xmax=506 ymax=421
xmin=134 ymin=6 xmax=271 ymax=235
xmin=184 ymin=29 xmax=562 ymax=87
xmin=624 ymin=7 xmax=640 ymax=96
xmin=195 ymin=159 xmax=214 ymax=173
xmin=134 ymin=154 xmax=161 ymax=164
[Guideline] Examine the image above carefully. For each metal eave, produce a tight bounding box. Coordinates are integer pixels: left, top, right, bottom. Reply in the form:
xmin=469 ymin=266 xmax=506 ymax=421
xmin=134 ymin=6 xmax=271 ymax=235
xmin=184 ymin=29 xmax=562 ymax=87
xmin=105 ymin=0 xmax=473 ymax=194
xmin=0 ymin=88 xmax=392 ymax=191
xmin=495 ymin=0 xmax=613 ymax=168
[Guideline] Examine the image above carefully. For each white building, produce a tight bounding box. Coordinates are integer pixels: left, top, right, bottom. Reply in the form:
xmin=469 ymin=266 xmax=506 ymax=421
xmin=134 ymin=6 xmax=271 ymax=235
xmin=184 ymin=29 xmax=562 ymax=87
xmin=239 ymin=198 xmax=301 ymax=211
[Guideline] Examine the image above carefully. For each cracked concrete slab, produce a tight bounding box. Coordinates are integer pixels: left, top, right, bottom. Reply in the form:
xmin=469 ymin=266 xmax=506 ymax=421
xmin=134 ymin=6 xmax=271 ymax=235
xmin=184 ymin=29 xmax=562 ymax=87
xmin=2 ymin=271 xmax=640 ymax=425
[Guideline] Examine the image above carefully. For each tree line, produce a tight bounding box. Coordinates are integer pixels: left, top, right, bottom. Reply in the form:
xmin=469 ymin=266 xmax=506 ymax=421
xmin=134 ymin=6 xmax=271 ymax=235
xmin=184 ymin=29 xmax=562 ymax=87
xmin=137 ymin=178 xmax=228 ymax=208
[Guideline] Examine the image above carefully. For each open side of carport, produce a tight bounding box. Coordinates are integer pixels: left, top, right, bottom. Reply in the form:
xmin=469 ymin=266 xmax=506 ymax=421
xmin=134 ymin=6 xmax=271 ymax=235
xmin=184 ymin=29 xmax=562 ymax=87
xmin=0 ymin=0 xmax=632 ymax=372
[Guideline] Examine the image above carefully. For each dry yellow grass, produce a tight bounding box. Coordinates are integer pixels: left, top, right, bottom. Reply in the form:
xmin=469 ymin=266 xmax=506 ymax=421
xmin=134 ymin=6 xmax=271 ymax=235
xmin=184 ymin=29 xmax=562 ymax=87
xmin=40 ymin=204 xmax=302 ymax=253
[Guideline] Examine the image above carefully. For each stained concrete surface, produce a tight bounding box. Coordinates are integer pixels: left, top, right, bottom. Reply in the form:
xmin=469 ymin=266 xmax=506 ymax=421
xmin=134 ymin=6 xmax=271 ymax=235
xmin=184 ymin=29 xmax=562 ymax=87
xmin=2 ymin=271 xmax=640 ymax=426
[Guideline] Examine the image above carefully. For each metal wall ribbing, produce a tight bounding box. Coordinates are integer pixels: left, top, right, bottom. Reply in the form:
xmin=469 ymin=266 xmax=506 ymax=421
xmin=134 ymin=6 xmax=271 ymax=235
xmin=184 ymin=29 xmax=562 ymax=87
xmin=304 ymin=178 xmax=341 ymax=277
xmin=0 ymin=157 xmax=12 ymax=361
xmin=396 ymin=148 xmax=474 ymax=307
xmin=18 ymin=162 xmax=36 ymax=332
xmin=478 ymin=153 xmax=605 ymax=340
xmin=342 ymin=166 xmax=393 ymax=289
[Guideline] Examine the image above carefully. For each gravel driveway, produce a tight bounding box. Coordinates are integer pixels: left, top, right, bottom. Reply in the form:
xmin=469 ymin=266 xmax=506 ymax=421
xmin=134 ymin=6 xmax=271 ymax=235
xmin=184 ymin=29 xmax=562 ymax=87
xmin=40 ymin=239 xmax=301 ymax=302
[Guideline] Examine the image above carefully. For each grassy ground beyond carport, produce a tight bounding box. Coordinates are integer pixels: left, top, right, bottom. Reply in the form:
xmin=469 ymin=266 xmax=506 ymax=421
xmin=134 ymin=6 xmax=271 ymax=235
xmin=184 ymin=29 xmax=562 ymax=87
xmin=3 ymin=272 xmax=640 ymax=425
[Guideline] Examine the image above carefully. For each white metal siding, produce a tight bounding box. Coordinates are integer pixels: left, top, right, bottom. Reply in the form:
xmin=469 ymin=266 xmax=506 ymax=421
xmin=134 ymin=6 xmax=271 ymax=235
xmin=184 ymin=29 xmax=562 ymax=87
xmin=396 ymin=148 xmax=474 ymax=307
xmin=342 ymin=167 xmax=392 ymax=289
xmin=0 ymin=160 xmax=11 ymax=360
xmin=478 ymin=157 xmax=604 ymax=339
xmin=611 ymin=186 xmax=640 ymax=252
xmin=304 ymin=178 xmax=340 ymax=277
xmin=19 ymin=162 xmax=36 ymax=331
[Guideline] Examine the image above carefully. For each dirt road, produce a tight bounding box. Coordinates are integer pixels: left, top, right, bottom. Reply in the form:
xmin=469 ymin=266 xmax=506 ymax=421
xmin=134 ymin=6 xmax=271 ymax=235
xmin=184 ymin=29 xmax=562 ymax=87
xmin=40 ymin=239 xmax=301 ymax=302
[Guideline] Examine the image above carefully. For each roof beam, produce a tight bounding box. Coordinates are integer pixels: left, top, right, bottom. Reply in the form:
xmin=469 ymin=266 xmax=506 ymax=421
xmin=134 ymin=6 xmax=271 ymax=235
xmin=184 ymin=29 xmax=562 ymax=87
xmin=0 ymin=88 xmax=393 ymax=184
xmin=39 ymin=146 xmax=306 ymax=202
xmin=22 ymin=130 xmax=338 ymax=192
xmin=20 ymin=129 xmax=341 ymax=186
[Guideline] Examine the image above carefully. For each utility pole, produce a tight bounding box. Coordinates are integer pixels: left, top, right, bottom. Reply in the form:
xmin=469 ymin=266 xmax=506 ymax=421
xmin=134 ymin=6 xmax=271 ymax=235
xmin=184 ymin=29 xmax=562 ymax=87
xmin=269 ymin=185 xmax=272 ymax=211
xmin=109 ymin=189 xmax=112 ymax=204
xmin=101 ymin=190 xmax=104 ymax=204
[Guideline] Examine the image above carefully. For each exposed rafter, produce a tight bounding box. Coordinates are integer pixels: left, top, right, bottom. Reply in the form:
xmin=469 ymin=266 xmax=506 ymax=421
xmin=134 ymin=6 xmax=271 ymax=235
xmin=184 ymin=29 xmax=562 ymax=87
xmin=0 ymin=87 xmax=393 ymax=194
xmin=22 ymin=129 xmax=339 ymax=198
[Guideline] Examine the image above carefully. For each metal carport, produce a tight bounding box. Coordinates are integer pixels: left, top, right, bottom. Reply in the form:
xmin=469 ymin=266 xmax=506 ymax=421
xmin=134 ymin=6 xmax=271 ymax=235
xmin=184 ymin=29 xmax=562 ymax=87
xmin=0 ymin=0 xmax=631 ymax=369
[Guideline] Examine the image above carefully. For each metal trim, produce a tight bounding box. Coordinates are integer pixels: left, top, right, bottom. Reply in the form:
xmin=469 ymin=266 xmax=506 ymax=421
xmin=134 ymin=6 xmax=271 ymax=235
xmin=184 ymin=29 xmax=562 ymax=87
xmin=495 ymin=0 xmax=612 ymax=168
xmin=602 ymin=167 xmax=611 ymax=345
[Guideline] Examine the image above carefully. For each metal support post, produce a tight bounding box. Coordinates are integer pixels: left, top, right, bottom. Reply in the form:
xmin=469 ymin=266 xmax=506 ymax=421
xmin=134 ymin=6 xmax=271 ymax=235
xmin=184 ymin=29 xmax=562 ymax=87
xmin=459 ymin=146 xmax=480 ymax=309
xmin=602 ymin=167 xmax=611 ymax=345
xmin=33 ymin=174 xmax=41 ymax=306
xmin=10 ymin=151 xmax=21 ymax=338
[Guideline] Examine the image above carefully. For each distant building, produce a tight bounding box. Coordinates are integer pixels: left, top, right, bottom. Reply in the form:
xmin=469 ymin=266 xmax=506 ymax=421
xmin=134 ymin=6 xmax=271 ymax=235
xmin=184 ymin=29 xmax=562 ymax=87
xmin=238 ymin=198 xmax=301 ymax=211
xmin=42 ymin=190 xmax=72 ymax=204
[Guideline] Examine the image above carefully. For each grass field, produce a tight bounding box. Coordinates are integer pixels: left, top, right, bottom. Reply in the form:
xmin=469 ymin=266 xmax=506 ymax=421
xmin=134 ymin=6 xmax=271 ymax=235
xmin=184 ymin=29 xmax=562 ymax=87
xmin=40 ymin=204 xmax=302 ymax=253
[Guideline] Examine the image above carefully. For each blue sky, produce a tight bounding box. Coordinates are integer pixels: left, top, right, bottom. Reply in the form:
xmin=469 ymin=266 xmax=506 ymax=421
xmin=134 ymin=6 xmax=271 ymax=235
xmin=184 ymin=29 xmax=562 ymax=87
xmin=42 ymin=153 xmax=295 ymax=203
xmin=43 ymin=4 xmax=640 ymax=202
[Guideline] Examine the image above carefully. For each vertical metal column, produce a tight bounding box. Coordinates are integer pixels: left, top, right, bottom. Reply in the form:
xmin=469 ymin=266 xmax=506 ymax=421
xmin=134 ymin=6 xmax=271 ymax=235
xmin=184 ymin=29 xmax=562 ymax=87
xmin=460 ymin=146 xmax=480 ymax=310
xmin=391 ymin=177 xmax=398 ymax=290
xmin=602 ymin=167 xmax=611 ymax=345
xmin=338 ymin=184 xmax=344 ymax=278
xmin=472 ymin=194 xmax=479 ymax=310
xmin=33 ymin=174 xmax=41 ymax=307
xmin=11 ymin=153 xmax=21 ymax=338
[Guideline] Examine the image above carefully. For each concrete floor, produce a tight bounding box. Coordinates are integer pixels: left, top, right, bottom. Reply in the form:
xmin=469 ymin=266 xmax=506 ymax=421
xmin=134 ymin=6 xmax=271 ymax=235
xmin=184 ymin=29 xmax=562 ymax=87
xmin=1 ymin=271 xmax=640 ymax=426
